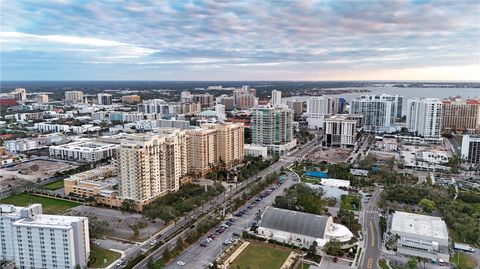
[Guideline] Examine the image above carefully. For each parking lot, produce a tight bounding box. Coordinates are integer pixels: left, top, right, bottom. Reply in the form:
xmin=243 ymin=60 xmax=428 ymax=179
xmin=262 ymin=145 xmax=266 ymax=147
xmin=68 ymin=205 xmax=165 ymax=242
xmin=165 ymin=172 xmax=298 ymax=269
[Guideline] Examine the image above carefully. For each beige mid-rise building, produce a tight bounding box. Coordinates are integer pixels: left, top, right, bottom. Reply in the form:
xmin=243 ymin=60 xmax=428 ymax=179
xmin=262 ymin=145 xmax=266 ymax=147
xmin=441 ymin=98 xmax=480 ymax=133
xmin=65 ymin=90 xmax=83 ymax=103
xmin=34 ymin=94 xmax=49 ymax=103
xmin=122 ymin=95 xmax=141 ymax=104
xmin=186 ymin=128 xmax=217 ymax=176
xmin=118 ymin=129 xmax=189 ymax=208
xmin=202 ymin=122 xmax=244 ymax=169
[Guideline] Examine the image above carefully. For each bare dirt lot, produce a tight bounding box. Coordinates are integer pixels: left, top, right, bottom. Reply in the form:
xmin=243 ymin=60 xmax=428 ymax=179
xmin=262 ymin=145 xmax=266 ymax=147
xmin=307 ymin=147 xmax=352 ymax=163
xmin=68 ymin=205 xmax=166 ymax=242
xmin=0 ymin=159 xmax=77 ymax=192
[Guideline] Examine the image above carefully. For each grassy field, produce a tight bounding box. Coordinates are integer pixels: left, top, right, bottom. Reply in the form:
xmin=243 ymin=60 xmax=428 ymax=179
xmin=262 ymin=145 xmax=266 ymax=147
xmin=231 ymin=243 xmax=291 ymax=269
xmin=89 ymin=246 xmax=121 ymax=268
xmin=0 ymin=193 xmax=79 ymax=214
xmin=41 ymin=180 xmax=64 ymax=190
xmin=450 ymin=252 xmax=478 ymax=269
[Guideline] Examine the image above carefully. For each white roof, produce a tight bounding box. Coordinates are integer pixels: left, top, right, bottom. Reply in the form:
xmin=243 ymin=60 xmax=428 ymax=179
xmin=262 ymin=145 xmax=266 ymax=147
xmin=14 ymin=214 xmax=86 ymax=229
xmin=391 ymin=211 xmax=448 ymax=240
xmin=320 ymin=178 xmax=350 ymax=187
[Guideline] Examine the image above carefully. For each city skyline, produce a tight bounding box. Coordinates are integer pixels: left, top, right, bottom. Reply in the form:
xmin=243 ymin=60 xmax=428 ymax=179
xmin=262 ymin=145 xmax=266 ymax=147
xmin=2 ymin=0 xmax=480 ymax=81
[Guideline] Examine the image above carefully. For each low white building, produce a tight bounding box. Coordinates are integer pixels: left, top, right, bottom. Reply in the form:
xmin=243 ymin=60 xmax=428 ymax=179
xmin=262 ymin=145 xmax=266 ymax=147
xmin=244 ymin=144 xmax=268 ymax=158
xmin=34 ymin=122 xmax=70 ymax=133
xmin=401 ymin=149 xmax=450 ymax=171
xmin=391 ymin=211 xmax=449 ymax=261
xmin=70 ymin=124 xmax=101 ymax=134
xmin=49 ymin=139 xmax=119 ymax=163
xmin=257 ymin=206 xmax=353 ymax=252
xmin=0 ymin=204 xmax=90 ymax=269
xmin=265 ymin=139 xmax=297 ymax=156
xmin=4 ymin=139 xmax=40 ymax=153
xmin=375 ymin=137 xmax=398 ymax=151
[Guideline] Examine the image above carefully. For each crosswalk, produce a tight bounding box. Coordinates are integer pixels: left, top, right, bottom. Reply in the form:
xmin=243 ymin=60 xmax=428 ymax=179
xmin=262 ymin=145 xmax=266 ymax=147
xmin=365 ymin=209 xmax=379 ymax=214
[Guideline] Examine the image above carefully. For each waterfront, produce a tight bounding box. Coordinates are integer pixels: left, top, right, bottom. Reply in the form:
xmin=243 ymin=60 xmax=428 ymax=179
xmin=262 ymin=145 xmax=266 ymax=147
xmin=284 ymin=86 xmax=480 ymax=115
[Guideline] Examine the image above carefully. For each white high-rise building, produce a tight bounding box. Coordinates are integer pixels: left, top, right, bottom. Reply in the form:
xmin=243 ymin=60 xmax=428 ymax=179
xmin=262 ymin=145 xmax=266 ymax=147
xmin=12 ymin=88 xmax=27 ymax=101
xmin=65 ymin=91 xmax=83 ymax=103
xmin=461 ymin=135 xmax=480 ymax=164
xmin=270 ymin=90 xmax=282 ymax=107
xmin=305 ymin=97 xmax=338 ymax=129
xmin=323 ymin=114 xmax=363 ymax=148
xmin=350 ymin=94 xmax=401 ymax=133
xmin=406 ymin=98 xmax=443 ymax=138
xmin=215 ymin=104 xmax=226 ymax=121
xmin=97 ymin=93 xmax=112 ymax=105
xmin=0 ymin=203 xmax=90 ymax=269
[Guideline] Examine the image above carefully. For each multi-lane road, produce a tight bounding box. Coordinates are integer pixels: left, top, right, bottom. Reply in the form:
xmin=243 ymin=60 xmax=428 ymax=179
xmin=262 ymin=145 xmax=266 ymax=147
xmin=360 ymin=187 xmax=383 ymax=269
xmin=125 ymin=136 xmax=320 ymax=268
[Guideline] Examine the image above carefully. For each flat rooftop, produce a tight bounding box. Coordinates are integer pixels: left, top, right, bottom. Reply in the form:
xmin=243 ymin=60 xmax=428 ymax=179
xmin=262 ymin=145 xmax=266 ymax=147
xmin=51 ymin=140 xmax=118 ymax=151
xmin=391 ymin=211 xmax=448 ymax=240
xmin=14 ymin=214 xmax=86 ymax=229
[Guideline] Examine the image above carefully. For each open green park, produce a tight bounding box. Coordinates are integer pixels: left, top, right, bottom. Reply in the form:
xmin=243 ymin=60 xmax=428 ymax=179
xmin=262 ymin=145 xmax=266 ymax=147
xmin=231 ymin=243 xmax=291 ymax=269
xmin=89 ymin=246 xmax=122 ymax=268
xmin=0 ymin=193 xmax=79 ymax=214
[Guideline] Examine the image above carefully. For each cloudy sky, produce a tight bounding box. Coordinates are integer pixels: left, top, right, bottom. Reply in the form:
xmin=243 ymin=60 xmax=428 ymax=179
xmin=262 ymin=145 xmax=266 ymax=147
xmin=1 ymin=0 xmax=479 ymax=81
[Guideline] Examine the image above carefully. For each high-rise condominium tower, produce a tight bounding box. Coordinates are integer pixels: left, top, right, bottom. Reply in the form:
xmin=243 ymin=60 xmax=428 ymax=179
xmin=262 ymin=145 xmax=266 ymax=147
xmin=406 ymin=98 xmax=443 ymax=138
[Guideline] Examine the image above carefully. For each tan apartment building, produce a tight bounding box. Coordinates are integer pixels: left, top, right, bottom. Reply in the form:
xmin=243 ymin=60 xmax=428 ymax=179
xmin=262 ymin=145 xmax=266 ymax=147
xmin=118 ymin=129 xmax=189 ymax=209
xmin=63 ymin=164 xmax=123 ymax=208
xmin=186 ymin=128 xmax=218 ymax=176
xmin=121 ymin=95 xmax=141 ymax=104
xmin=442 ymin=99 xmax=480 ymax=133
xmin=64 ymin=164 xmax=117 ymax=197
xmin=202 ymin=122 xmax=244 ymax=169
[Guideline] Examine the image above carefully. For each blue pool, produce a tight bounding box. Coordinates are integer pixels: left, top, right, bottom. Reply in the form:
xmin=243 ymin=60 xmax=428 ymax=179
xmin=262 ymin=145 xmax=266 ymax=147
xmin=304 ymin=171 xmax=329 ymax=178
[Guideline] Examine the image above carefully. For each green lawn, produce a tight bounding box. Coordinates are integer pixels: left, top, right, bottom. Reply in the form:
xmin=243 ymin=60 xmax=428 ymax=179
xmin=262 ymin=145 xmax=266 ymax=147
xmin=231 ymin=244 xmax=291 ymax=269
xmin=378 ymin=259 xmax=390 ymax=269
xmin=0 ymin=193 xmax=79 ymax=214
xmin=41 ymin=180 xmax=64 ymax=190
xmin=89 ymin=245 xmax=121 ymax=268
xmin=299 ymin=264 xmax=310 ymax=269
xmin=302 ymin=177 xmax=320 ymax=184
xmin=450 ymin=252 xmax=478 ymax=269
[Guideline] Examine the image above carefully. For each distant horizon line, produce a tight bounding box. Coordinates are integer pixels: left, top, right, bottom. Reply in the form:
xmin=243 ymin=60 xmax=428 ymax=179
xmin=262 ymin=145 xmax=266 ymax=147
xmin=1 ymin=79 xmax=479 ymax=83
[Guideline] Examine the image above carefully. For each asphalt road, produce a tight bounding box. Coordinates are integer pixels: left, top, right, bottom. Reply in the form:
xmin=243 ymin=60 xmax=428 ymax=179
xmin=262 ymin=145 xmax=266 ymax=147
xmin=165 ymin=172 xmax=299 ymax=269
xmin=127 ymin=136 xmax=321 ymax=269
xmin=348 ymin=134 xmax=372 ymax=164
xmin=360 ymin=187 xmax=382 ymax=269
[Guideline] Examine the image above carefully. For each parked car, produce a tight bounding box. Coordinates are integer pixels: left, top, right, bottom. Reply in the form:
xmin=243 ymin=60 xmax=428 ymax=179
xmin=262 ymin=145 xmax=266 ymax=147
xmin=232 ymin=232 xmax=240 ymax=237
xmin=177 ymin=261 xmax=185 ymax=266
